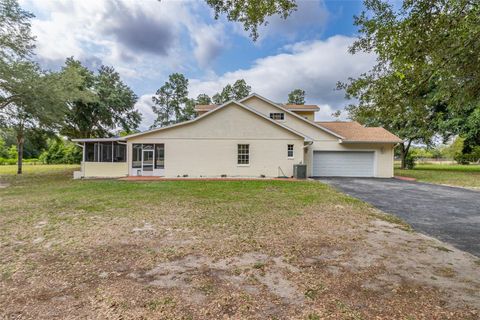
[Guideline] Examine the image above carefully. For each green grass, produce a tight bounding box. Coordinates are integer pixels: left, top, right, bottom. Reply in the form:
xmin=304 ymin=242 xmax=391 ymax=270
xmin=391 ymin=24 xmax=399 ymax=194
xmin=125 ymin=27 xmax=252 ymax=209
xmin=1 ymin=165 xmax=475 ymax=319
xmin=0 ymin=164 xmax=79 ymax=176
xmin=395 ymin=163 xmax=480 ymax=188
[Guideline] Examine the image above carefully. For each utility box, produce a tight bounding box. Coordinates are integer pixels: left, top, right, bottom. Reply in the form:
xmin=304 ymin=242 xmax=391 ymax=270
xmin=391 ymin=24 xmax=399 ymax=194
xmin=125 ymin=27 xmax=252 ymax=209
xmin=293 ymin=164 xmax=307 ymax=179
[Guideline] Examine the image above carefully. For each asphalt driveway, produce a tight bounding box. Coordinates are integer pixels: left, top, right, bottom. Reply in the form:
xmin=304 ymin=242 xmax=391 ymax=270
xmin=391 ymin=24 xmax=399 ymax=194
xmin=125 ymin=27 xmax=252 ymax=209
xmin=317 ymin=178 xmax=480 ymax=257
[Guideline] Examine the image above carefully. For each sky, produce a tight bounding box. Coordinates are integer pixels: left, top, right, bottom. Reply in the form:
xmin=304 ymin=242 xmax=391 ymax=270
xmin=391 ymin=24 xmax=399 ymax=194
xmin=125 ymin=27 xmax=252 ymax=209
xmin=20 ymin=0 xmax=376 ymax=130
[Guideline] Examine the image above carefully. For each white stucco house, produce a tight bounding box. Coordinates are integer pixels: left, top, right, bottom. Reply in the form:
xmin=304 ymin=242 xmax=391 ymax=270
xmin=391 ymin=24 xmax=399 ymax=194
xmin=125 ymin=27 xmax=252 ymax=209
xmin=72 ymin=93 xmax=402 ymax=179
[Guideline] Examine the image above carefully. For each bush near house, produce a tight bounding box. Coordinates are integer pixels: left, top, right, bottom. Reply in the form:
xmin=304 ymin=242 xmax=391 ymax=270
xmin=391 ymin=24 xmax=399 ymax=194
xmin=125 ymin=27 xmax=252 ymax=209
xmin=38 ymin=139 xmax=82 ymax=164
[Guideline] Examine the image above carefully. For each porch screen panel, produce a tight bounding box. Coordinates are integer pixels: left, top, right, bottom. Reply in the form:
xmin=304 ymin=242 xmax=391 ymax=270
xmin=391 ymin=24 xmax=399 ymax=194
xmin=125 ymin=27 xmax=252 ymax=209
xmin=85 ymin=143 xmax=95 ymax=162
xmin=155 ymin=144 xmax=164 ymax=169
xmin=132 ymin=144 xmax=142 ymax=168
xmin=100 ymin=142 xmax=113 ymax=162
xmin=113 ymin=143 xmax=126 ymax=162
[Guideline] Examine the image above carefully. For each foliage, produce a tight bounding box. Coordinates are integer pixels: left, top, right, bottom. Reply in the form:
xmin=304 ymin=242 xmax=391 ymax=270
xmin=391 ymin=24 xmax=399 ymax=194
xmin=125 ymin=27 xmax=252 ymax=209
xmin=0 ymin=136 xmax=6 ymax=157
xmin=205 ymin=0 xmax=297 ymax=41
xmin=409 ymin=147 xmax=434 ymax=159
xmin=212 ymin=79 xmax=251 ymax=104
xmin=38 ymin=138 xmax=81 ymax=164
xmin=287 ymin=89 xmax=305 ymax=104
xmin=0 ymin=0 xmax=36 ymax=111
xmin=0 ymin=2 xmax=87 ymax=174
xmin=339 ymin=0 xmax=480 ymax=168
xmin=60 ymin=58 xmax=140 ymax=138
xmin=151 ymin=73 xmax=193 ymax=128
xmin=0 ymin=127 xmax=52 ymax=158
xmin=403 ymin=153 xmax=416 ymax=169
xmin=6 ymin=143 xmax=15 ymax=158
xmin=0 ymin=0 xmax=34 ymax=61
xmin=196 ymin=93 xmax=212 ymax=105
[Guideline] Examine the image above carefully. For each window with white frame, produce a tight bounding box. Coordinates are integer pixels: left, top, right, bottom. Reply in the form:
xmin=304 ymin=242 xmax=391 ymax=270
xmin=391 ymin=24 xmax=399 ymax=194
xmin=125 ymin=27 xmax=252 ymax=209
xmin=269 ymin=112 xmax=284 ymax=120
xmin=287 ymin=144 xmax=294 ymax=158
xmin=237 ymin=144 xmax=249 ymax=165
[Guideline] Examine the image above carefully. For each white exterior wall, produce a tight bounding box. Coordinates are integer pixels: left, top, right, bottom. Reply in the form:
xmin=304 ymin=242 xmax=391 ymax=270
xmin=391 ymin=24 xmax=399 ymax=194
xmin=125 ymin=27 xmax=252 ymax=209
xmin=305 ymin=141 xmax=395 ymax=178
xmin=243 ymin=96 xmax=395 ymax=178
xmin=242 ymin=96 xmax=337 ymax=141
xmin=82 ymin=162 xmax=128 ymax=178
xmin=127 ymin=103 xmax=304 ymax=178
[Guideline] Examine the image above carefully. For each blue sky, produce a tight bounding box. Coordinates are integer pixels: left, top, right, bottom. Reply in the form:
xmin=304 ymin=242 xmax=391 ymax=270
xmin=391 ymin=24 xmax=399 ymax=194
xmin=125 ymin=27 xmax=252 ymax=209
xmin=20 ymin=0 xmax=374 ymax=129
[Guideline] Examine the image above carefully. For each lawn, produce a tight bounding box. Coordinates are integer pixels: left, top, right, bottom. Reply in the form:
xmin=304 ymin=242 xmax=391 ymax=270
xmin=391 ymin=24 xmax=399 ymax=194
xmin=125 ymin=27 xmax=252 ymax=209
xmin=395 ymin=163 xmax=480 ymax=188
xmin=1 ymin=165 xmax=479 ymax=319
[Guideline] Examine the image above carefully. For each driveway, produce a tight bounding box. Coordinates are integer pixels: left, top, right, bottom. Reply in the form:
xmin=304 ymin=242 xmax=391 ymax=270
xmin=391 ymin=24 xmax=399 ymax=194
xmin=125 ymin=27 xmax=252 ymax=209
xmin=317 ymin=178 xmax=480 ymax=257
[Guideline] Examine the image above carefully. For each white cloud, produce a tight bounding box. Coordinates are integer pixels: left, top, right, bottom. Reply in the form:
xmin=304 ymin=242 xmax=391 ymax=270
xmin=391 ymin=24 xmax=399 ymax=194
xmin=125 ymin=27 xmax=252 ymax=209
xmin=133 ymin=35 xmax=373 ymax=130
xmin=188 ymin=23 xmax=227 ymax=69
xmin=232 ymin=0 xmax=329 ymax=42
xmin=23 ymin=0 xmax=226 ymax=79
xmin=134 ymin=94 xmax=155 ymax=130
xmin=189 ymin=35 xmax=375 ymax=117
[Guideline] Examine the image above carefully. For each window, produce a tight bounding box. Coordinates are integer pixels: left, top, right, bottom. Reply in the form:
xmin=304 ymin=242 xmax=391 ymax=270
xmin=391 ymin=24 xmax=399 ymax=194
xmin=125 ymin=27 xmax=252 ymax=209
xmin=269 ymin=112 xmax=285 ymax=120
xmin=287 ymin=144 xmax=294 ymax=158
xmin=132 ymin=144 xmax=142 ymax=168
xmin=155 ymin=144 xmax=164 ymax=169
xmin=237 ymin=144 xmax=249 ymax=165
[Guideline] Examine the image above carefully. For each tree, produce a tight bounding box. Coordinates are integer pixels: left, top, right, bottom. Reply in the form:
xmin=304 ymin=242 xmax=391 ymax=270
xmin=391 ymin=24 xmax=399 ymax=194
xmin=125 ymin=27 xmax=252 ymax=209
xmin=196 ymin=93 xmax=212 ymax=105
xmin=60 ymin=58 xmax=141 ymax=138
xmin=0 ymin=0 xmax=35 ymax=62
xmin=0 ymin=61 xmax=85 ymax=173
xmin=232 ymin=79 xmax=251 ymax=100
xmin=151 ymin=73 xmax=192 ymax=127
xmin=287 ymin=89 xmax=305 ymax=104
xmin=338 ymin=0 xmax=480 ymax=168
xmin=205 ymin=0 xmax=297 ymax=41
xmin=212 ymin=79 xmax=251 ymax=104
xmin=0 ymin=0 xmax=36 ymax=111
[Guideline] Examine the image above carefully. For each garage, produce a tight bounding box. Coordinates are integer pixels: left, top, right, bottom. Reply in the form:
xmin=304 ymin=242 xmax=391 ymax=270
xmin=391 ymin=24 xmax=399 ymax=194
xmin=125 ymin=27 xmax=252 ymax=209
xmin=312 ymin=151 xmax=375 ymax=177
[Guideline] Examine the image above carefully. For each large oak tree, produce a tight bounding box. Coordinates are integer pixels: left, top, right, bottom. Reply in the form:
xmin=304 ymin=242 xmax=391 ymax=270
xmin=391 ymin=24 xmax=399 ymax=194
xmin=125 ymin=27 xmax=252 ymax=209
xmin=339 ymin=0 xmax=480 ymax=167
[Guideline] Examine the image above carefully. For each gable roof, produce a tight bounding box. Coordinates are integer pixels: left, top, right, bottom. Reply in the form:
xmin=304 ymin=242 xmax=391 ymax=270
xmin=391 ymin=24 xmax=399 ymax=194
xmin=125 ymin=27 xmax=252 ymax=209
xmin=282 ymin=104 xmax=320 ymax=111
xmin=316 ymin=121 xmax=403 ymax=143
xmin=239 ymin=93 xmax=344 ymax=139
xmin=194 ymin=103 xmax=319 ymax=112
xmin=124 ymin=100 xmax=312 ymax=141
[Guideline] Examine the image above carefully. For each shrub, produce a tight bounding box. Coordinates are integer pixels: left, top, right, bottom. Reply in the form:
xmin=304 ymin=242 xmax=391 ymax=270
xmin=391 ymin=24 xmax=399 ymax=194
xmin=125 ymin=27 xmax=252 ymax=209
xmin=39 ymin=139 xmax=82 ymax=164
xmin=404 ymin=153 xmax=416 ymax=169
xmin=454 ymin=152 xmax=470 ymax=165
xmin=0 ymin=157 xmax=16 ymax=165
xmin=7 ymin=145 xmax=17 ymax=159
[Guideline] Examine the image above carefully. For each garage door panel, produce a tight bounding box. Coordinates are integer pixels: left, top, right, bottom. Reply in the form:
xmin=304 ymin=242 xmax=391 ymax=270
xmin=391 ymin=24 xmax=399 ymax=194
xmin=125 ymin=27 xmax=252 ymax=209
xmin=312 ymin=151 xmax=374 ymax=177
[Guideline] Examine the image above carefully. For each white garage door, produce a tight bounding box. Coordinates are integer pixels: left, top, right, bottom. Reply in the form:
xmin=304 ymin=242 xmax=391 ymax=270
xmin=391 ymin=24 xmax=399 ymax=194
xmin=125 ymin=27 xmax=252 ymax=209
xmin=312 ymin=151 xmax=375 ymax=177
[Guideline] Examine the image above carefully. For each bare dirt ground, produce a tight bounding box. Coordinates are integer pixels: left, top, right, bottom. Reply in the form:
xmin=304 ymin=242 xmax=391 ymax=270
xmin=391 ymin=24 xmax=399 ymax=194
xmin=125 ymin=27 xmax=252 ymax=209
xmin=0 ymin=172 xmax=479 ymax=319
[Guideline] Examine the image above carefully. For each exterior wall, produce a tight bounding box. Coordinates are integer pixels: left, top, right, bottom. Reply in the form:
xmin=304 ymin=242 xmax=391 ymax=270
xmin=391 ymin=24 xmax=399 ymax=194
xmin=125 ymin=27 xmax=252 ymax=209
xmin=127 ymin=103 xmax=304 ymax=178
xmin=82 ymin=162 xmax=128 ymax=178
xmin=291 ymin=110 xmax=314 ymax=121
xmin=242 ymin=96 xmax=337 ymax=141
xmin=305 ymin=142 xmax=395 ymax=178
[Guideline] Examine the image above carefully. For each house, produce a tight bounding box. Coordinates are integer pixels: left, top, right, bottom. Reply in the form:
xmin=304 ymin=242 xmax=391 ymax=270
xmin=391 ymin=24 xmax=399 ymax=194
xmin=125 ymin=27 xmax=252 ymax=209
xmin=72 ymin=93 xmax=402 ymax=179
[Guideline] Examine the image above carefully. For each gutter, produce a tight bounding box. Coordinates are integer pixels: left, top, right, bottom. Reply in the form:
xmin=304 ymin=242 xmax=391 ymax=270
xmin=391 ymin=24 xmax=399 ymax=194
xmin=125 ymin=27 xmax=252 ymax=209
xmin=303 ymin=141 xmax=313 ymax=149
xmin=339 ymin=140 xmax=404 ymax=144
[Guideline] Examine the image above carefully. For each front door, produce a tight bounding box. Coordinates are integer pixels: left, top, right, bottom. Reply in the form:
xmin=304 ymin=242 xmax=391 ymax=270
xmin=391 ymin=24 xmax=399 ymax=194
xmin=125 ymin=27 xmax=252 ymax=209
xmin=142 ymin=150 xmax=154 ymax=175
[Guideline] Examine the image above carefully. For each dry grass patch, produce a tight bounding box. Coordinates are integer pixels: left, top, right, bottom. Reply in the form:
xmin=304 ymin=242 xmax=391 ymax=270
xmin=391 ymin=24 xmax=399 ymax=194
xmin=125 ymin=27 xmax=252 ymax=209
xmin=0 ymin=166 xmax=479 ymax=319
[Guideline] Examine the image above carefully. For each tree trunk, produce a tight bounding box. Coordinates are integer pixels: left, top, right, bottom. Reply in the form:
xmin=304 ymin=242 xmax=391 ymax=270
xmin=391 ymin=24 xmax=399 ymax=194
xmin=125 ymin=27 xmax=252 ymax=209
xmin=400 ymin=145 xmax=406 ymax=169
xmin=399 ymin=140 xmax=412 ymax=169
xmin=16 ymin=131 xmax=24 ymax=175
